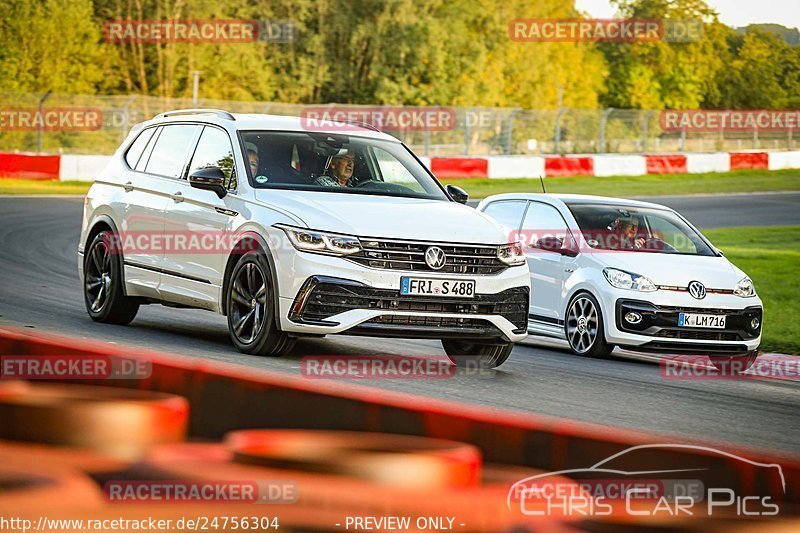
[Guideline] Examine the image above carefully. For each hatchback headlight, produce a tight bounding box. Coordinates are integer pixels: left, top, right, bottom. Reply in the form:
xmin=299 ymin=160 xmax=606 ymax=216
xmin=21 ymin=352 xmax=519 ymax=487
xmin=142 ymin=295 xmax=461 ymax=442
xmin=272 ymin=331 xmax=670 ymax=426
xmin=603 ymin=268 xmax=656 ymax=292
xmin=276 ymin=225 xmax=361 ymax=256
xmin=498 ymin=242 xmax=525 ymax=266
xmin=734 ymin=276 xmax=756 ymax=298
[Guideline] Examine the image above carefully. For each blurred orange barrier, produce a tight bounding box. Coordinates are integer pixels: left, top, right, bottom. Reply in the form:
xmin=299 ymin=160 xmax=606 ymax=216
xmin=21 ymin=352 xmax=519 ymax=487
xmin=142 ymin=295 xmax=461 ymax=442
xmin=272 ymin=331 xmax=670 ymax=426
xmin=135 ymin=440 xmax=573 ymax=531
xmin=227 ymin=429 xmax=481 ymax=489
xmin=0 ymin=380 xmax=188 ymax=459
xmin=0 ymin=462 xmax=105 ymax=513
xmin=1 ymin=326 xmax=799 ymax=512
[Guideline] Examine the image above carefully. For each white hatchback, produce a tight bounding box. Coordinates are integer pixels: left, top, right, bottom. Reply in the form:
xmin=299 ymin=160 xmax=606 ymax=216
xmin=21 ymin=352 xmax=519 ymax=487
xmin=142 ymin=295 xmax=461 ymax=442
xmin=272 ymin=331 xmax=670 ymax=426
xmin=78 ymin=110 xmax=529 ymax=368
xmin=478 ymin=194 xmax=763 ymax=371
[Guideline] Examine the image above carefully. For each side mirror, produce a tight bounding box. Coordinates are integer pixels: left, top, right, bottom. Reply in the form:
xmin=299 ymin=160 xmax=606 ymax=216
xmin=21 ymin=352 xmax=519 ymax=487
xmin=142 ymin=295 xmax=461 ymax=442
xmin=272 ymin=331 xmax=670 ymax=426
xmin=189 ymin=167 xmax=227 ymax=199
xmin=535 ymin=236 xmax=579 ymax=257
xmin=445 ymin=184 xmax=469 ymax=204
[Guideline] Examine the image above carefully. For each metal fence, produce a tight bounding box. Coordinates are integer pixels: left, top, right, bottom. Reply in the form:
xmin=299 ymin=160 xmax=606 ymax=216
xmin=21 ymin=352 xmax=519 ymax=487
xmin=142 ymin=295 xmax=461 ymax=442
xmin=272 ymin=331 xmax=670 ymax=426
xmin=0 ymin=92 xmax=796 ymax=156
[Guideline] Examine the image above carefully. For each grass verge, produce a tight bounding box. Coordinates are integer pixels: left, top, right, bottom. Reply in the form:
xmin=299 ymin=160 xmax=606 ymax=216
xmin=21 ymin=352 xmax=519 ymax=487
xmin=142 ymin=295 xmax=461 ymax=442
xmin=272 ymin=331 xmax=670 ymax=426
xmin=0 ymin=179 xmax=91 ymax=195
xmin=443 ymin=169 xmax=800 ymax=199
xmin=702 ymin=225 xmax=800 ymax=355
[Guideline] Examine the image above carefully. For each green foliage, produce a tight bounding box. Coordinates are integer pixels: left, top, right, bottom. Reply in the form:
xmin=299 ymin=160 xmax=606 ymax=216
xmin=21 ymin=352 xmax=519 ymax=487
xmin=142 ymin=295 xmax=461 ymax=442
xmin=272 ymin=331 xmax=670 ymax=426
xmin=0 ymin=0 xmax=794 ymax=110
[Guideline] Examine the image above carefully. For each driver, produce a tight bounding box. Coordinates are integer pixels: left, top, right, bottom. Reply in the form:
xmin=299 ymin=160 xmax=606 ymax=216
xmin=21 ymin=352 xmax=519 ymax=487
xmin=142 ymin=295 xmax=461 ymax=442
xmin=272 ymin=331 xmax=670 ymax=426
xmin=315 ymin=149 xmax=356 ymax=187
xmin=611 ymin=216 xmax=646 ymax=249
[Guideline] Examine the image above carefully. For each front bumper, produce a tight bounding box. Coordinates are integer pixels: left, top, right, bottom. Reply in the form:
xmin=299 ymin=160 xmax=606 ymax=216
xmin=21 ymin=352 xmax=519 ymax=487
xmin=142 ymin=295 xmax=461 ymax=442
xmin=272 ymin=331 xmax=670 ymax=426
xmin=280 ymin=276 xmax=529 ymax=342
xmin=610 ymin=298 xmax=762 ymax=355
xmin=270 ymin=227 xmax=531 ymax=342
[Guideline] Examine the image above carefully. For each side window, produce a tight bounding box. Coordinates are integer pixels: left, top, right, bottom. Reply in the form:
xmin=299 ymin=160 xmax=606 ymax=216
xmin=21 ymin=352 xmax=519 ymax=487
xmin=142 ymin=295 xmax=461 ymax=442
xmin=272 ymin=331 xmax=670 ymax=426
xmin=521 ymin=202 xmax=573 ymax=251
xmin=144 ymin=124 xmax=198 ymax=179
xmin=482 ymin=200 xmax=527 ymax=233
xmin=188 ymin=126 xmax=237 ymax=190
xmin=124 ymin=127 xmax=156 ymax=169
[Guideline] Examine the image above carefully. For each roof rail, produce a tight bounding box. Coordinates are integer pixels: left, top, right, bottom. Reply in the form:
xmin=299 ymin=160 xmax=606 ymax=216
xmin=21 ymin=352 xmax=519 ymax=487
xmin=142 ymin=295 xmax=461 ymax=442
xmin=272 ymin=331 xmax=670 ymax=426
xmin=155 ymin=109 xmax=235 ymax=120
xmin=342 ymin=120 xmax=381 ymax=132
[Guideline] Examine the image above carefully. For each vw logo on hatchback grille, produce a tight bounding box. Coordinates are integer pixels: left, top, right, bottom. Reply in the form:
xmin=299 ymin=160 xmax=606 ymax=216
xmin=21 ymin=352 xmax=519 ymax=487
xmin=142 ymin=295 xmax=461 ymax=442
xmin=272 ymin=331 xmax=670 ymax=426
xmin=424 ymin=246 xmax=446 ymax=270
xmin=688 ymin=280 xmax=706 ymax=299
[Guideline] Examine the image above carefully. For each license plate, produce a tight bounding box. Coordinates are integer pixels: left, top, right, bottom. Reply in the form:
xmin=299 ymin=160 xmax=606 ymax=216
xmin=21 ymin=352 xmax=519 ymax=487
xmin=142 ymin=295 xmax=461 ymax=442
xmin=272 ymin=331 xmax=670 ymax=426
xmin=678 ymin=313 xmax=726 ymax=329
xmin=400 ymin=277 xmax=476 ymax=298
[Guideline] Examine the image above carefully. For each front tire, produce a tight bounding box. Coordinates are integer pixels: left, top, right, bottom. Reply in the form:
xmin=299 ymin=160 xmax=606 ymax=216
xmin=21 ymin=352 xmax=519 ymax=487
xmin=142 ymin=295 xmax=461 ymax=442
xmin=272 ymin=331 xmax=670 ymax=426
xmin=565 ymin=292 xmax=613 ymax=358
xmin=709 ymin=351 xmax=758 ymax=373
xmin=83 ymin=231 xmax=139 ymax=325
xmin=441 ymin=339 xmax=513 ymax=369
xmin=226 ymin=251 xmax=295 ymax=357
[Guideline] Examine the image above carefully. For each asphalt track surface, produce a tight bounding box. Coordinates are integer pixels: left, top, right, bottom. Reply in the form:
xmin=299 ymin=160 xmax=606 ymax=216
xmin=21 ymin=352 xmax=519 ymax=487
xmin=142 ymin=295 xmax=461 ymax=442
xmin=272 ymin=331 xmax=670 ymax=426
xmin=0 ymin=195 xmax=798 ymax=458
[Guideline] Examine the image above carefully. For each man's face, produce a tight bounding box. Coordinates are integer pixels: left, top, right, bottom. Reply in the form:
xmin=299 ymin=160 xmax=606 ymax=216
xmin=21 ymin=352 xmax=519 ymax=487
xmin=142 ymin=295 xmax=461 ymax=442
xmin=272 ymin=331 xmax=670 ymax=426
xmin=330 ymin=154 xmax=355 ymax=180
xmin=248 ymin=152 xmax=259 ymax=176
xmin=620 ymin=219 xmax=639 ymax=237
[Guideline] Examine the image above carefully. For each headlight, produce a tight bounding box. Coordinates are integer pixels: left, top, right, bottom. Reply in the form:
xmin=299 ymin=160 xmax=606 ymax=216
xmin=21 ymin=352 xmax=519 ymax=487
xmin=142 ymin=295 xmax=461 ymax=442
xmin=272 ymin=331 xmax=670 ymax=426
xmin=498 ymin=242 xmax=525 ymax=266
xmin=276 ymin=225 xmax=361 ymax=256
xmin=734 ymin=276 xmax=756 ymax=298
xmin=603 ymin=268 xmax=656 ymax=292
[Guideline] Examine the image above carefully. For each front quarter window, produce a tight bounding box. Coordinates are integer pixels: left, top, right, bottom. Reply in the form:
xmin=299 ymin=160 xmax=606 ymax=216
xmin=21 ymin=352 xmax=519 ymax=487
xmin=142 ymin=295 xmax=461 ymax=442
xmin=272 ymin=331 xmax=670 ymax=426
xmin=188 ymin=126 xmax=237 ymax=190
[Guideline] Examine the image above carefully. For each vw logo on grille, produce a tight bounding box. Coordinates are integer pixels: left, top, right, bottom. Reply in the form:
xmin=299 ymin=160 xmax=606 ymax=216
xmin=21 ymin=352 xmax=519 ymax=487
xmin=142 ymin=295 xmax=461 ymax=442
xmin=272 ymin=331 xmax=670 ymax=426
xmin=424 ymin=246 xmax=446 ymax=270
xmin=688 ymin=280 xmax=706 ymax=299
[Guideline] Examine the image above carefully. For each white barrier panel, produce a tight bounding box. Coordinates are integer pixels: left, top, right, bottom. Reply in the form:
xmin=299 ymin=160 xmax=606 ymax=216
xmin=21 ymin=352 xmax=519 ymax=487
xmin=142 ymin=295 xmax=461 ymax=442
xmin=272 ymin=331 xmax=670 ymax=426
xmin=486 ymin=156 xmax=545 ymax=179
xmin=59 ymin=155 xmax=112 ymax=182
xmin=768 ymin=150 xmax=800 ymax=170
xmin=417 ymin=156 xmax=431 ymax=170
xmin=592 ymin=154 xmax=646 ymax=177
xmin=685 ymin=152 xmax=729 ymax=174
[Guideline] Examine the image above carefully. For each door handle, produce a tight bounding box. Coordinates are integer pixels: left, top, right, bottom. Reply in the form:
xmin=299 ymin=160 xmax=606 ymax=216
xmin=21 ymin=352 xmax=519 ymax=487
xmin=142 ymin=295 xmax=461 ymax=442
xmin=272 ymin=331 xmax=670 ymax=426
xmin=172 ymin=191 xmax=183 ymax=203
xmin=123 ymin=181 xmax=133 ymax=192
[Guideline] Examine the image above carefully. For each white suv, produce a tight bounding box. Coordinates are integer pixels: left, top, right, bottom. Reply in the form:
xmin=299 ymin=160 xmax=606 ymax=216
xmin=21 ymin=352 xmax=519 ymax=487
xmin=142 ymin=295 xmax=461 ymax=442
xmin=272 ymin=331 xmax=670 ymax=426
xmin=78 ymin=110 xmax=529 ymax=368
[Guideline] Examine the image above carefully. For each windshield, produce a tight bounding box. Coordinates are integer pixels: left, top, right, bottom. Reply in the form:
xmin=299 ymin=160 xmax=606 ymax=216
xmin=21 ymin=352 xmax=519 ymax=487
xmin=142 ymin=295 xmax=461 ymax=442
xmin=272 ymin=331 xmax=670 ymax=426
xmin=240 ymin=131 xmax=447 ymax=200
xmin=566 ymin=203 xmax=716 ymax=256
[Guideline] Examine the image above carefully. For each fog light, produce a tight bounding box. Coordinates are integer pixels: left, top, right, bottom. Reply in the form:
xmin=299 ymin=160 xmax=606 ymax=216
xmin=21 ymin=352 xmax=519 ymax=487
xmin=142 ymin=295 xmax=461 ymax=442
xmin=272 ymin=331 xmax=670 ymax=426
xmin=751 ymin=318 xmax=760 ymax=330
xmin=624 ymin=311 xmax=642 ymax=324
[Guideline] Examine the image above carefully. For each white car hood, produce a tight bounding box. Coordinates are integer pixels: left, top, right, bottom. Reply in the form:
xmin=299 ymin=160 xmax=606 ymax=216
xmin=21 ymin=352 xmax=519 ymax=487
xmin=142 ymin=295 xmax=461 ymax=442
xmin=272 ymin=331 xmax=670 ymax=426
xmin=595 ymin=252 xmax=745 ymax=288
xmin=256 ymin=189 xmax=509 ymax=244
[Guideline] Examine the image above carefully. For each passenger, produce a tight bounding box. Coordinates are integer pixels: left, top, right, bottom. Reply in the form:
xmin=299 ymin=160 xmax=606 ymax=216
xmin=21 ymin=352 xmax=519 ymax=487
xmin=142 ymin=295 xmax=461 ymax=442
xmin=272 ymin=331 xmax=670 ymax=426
xmin=315 ymin=150 xmax=357 ymax=187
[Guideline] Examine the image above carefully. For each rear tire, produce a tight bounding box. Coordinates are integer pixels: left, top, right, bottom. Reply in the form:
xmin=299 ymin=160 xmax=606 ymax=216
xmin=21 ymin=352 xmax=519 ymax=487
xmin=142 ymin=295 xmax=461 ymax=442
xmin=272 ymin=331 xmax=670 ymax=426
xmin=709 ymin=351 xmax=758 ymax=374
xmin=226 ymin=251 xmax=295 ymax=357
xmin=565 ymin=292 xmax=613 ymax=358
xmin=83 ymin=231 xmax=139 ymax=325
xmin=441 ymin=339 xmax=513 ymax=369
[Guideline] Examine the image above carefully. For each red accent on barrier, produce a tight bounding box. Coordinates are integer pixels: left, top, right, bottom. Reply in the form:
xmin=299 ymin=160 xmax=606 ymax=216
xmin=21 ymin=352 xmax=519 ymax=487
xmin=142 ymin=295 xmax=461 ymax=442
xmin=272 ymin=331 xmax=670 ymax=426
xmin=544 ymin=157 xmax=594 ymax=177
xmin=0 ymin=152 xmax=60 ymax=180
xmin=730 ymin=152 xmax=769 ymax=171
xmin=646 ymin=154 xmax=687 ymax=174
xmin=430 ymin=157 xmax=488 ymax=178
